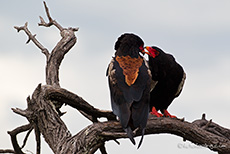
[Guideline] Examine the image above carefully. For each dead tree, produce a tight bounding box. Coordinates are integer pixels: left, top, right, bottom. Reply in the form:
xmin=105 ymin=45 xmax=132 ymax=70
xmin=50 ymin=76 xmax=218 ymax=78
xmin=2 ymin=2 xmax=230 ymax=154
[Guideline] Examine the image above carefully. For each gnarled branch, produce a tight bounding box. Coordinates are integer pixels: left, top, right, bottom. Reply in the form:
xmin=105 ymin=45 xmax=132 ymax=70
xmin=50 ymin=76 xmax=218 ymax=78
xmin=43 ymin=85 xmax=116 ymax=122
xmin=9 ymin=81 xmax=230 ymax=154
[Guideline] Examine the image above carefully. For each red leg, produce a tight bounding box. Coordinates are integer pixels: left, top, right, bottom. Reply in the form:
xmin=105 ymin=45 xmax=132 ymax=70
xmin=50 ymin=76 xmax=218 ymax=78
xmin=163 ymin=109 xmax=176 ymax=118
xmin=150 ymin=107 xmax=163 ymax=117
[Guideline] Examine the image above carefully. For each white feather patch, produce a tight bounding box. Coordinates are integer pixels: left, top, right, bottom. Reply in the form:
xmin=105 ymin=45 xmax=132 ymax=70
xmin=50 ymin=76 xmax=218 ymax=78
xmin=175 ymin=72 xmax=186 ymax=96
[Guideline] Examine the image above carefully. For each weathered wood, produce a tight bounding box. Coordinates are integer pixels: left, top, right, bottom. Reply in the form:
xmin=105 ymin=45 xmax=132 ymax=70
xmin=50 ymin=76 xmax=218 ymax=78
xmin=44 ymin=85 xmax=116 ymax=121
xmin=7 ymin=124 xmax=32 ymax=154
xmin=12 ymin=83 xmax=230 ymax=153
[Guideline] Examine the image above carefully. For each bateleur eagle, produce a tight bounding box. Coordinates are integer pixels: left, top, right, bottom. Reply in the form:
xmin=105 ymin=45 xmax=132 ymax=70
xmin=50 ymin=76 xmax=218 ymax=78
xmin=106 ymin=33 xmax=153 ymax=148
xmin=144 ymin=46 xmax=186 ymax=118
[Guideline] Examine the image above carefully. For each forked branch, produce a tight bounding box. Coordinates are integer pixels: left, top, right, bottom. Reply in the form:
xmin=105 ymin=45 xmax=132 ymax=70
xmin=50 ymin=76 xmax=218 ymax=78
xmin=7 ymin=123 xmax=33 ymax=154
xmin=14 ymin=22 xmax=49 ymax=59
xmin=38 ymin=1 xmax=63 ymax=31
xmin=14 ymin=1 xmax=78 ymax=88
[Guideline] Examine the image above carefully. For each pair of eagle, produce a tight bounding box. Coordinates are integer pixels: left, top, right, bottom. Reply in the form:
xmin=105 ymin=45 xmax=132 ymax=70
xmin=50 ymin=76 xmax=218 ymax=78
xmin=106 ymin=33 xmax=186 ymax=148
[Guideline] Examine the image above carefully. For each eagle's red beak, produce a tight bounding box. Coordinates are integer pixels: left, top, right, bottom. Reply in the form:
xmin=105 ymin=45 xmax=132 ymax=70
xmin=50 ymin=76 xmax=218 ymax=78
xmin=144 ymin=46 xmax=152 ymax=56
xmin=145 ymin=46 xmax=159 ymax=58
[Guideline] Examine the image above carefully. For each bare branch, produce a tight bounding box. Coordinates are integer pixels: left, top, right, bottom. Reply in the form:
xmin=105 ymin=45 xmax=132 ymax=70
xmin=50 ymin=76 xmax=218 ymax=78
xmin=88 ymin=143 xmax=105 ymax=154
xmin=68 ymin=27 xmax=79 ymax=32
xmin=193 ymin=114 xmax=230 ymax=140
xmin=145 ymin=116 xmax=230 ymax=153
xmin=43 ymin=85 xmax=116 ymax=121
xmin=43 ymin=1 xmax=52 ymax=22
xmin=34 ymin=124 xmax=41 ymax=154
xmin=202 ymin=113 xmax=206 ymax=120
xmin=96 ymin=116 xmax=230 ymax=153
xmin=21 ymin=126 xmax=33 ymax=149
xmin=38 ymin=15 xmax=53 ymax=27
xmin=14 ymin=22 xmax=50 ymax=59
xmin=38 ymin=1 xmax=64 ymax=31
xmin=7 ymin=124 xmax=33 ymax=154
xmin=11 ymin=108 xmax=29 ymax=118
xmin=99 ymin=143 xmax=108 ymax=154
xmin=204 ymin=119 xmax=212 ymax=129
xmin=0 ymin=149 xmax=15 ymax=153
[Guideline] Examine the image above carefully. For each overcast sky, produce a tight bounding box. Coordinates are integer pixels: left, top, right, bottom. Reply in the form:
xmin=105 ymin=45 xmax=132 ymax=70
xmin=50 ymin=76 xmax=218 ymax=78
xmin=0 ymin=0 xmax=229 ymax=154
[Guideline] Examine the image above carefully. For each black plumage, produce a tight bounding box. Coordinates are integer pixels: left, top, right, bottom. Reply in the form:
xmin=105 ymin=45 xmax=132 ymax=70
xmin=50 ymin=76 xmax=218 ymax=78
xmin=106 ymin=33 xmax=152 ymax=148
xmin=145 ymin=46 xmax=186 ymax=117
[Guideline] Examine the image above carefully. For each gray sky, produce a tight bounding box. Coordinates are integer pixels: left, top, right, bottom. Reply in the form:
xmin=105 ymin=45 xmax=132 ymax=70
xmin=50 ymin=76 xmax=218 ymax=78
xmin=0 ymin=0 xmax=229 ymax=154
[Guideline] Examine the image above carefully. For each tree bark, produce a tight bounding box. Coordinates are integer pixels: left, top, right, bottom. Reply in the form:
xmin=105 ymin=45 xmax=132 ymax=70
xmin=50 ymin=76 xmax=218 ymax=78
xmin=2 ymin=2 xmax=230 ymax=154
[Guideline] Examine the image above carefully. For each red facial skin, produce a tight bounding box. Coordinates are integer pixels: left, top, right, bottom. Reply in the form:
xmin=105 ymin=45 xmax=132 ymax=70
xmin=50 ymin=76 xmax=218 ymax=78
xmin=144 ymin=46 xmax=159 ymax=58
xmin=139 ymin=45 xmax=145 ymax=54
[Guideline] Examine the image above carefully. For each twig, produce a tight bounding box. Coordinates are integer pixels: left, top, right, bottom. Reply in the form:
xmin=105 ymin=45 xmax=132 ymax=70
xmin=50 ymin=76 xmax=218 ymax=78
xmin=88 ymin=143 xmax=105 ymax=154
xmin=113 ymin=139 xmax=120 ymax=145
xmin=14 ymin=22 xmax=50 ymax=59
xmin=68 ymin=27 xmax=79 ymax=32
xmin=99 ymin=143 xmax=107 ymax=154
xmin=0 ymin=149 xmax=15 ymax=153
xmin=204 ymin=119 xmax=212 ymax=129
xmin=202 ymin=113 xmax=206 ymax=120
xmin=34 ymin=124 xmax=41 ymax=154
xmin=11 ymin=108 xmax=29 ymax=118
xmin=38 ymin=1 xmax=64 ymax=31
xmin=21 ymin=127 xmax=33 ymax=149
xmin=8 ymin=123 xmax=33 ymax=154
